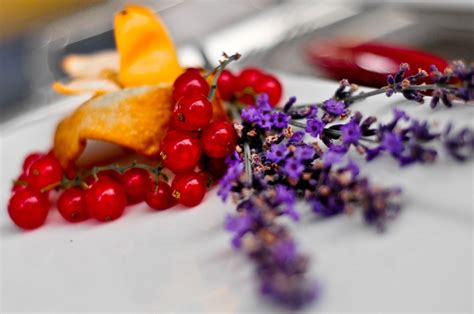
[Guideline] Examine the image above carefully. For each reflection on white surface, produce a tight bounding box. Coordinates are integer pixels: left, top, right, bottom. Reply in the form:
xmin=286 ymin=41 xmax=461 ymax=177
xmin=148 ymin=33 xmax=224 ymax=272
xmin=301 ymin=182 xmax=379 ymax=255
xmin=356 ymin=52 xmax=398 ymax=74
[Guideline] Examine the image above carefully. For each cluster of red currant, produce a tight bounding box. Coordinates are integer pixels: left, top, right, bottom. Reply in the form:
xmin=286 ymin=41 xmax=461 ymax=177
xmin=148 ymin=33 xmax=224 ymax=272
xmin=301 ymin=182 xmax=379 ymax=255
xmin=7 ymin=60 xmax=283 ymax=230
xmin=217 ymin=67 xmax=282 ymax=106
xmin=8 ymin=151 xmax=171 ymax=229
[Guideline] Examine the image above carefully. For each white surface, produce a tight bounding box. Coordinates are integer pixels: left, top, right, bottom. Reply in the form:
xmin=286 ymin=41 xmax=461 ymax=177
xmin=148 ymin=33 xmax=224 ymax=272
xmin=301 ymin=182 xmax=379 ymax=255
xmin=1 ymin=74 xmax=473 ymax=313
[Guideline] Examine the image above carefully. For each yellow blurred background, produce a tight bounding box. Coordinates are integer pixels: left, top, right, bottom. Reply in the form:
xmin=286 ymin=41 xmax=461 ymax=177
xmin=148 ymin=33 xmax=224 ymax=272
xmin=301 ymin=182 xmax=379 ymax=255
xmin=0 ymin=0 xmax=104 ymax=40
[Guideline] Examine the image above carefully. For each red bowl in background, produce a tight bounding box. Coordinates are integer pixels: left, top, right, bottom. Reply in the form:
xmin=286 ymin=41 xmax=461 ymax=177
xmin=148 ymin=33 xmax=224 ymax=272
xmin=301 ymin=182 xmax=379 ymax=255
xmin=306 ymin=39 xmax=449 ymax=88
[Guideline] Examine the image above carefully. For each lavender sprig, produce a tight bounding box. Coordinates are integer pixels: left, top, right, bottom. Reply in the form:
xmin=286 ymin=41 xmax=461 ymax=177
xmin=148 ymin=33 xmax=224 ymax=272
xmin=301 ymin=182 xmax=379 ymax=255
xmin=219 ymin=60 xmax=473 ymax=310
xmin=293 ymin=108 xmax=474 ymax=166
xmin=291 ymin=62 xmax=473 ymax=113
xmin=220 ymin=95 xmax=406 ymax=308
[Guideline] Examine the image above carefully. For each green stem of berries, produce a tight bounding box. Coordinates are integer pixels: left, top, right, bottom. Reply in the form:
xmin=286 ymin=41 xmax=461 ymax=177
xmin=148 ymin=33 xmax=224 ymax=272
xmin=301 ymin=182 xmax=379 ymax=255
xmin=207 ymin=52 xmax=241 ymax=101
xmin=38 ymin=162 xmax=166 ymax=193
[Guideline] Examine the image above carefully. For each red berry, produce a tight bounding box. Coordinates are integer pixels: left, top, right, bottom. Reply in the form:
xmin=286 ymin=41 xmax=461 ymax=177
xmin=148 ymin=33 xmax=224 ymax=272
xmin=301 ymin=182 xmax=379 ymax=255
xmin=237 ymin=67 xmax=264 ymax=91
xmin=145 ymin=181 xmax=174 ymax=210
xmin=85 ymin=177 xmax=127 ymax=222
xmin=205 ymin=157 xmax=228 ymax=180
xmin=172 ymin=69 xmax=210 ymax=102
xmin=237 ymin=93 xmax=256 ymax=106
xmin=12 ymin=173 xmax=30 ymax=193
xmin=26 ymin=155 xmax=63 ymax=189
xmin=201 ymin=121 xmax=237 ymax=158
xmin=171 ymin=172 xmax=207 ymax=207
xmin=172 ymin=92 xmax=213 ymax=131
xmin=254 ymin=74 xmax=283 ymax=106
xmin=161 ymin=130 xmax=202 ymax=173
xmin=8 ymin=187 xmax=50 ymax=229
xmin=122 ymin=168 xmax=153 ymax=204
xmin=64 ymin=165 xmax=78 ymax=180
xmin=217 ymin=69 xmax=237 ymax=100
xmin=22 ymin=152 xmax=44 ymax=173
xmin=57 ymin=187 xmax=89 ymax=222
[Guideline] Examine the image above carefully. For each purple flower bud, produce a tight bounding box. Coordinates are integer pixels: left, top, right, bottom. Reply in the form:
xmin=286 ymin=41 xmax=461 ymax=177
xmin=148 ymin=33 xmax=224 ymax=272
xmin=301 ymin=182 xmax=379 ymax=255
xmin=294 ymin=144 xmax=315 ymax=161
xmin=283 ymin=158 xmax=305 ymax=180
xmin=266 ymin=144 xmax=289 ymax=163
xmin=382 ymin=131 xmax=404 ymax=156
xmin=289 ymin=131 xmax=305 ymax=143
xmin=322 ymin=99 xmax=345 ymax=116
xmin=271 ymin=112 xmax=290 ymax=129
xmin=340 ymin=121 xmax=361 ymax=145
xmin=283 ymin=96 xmax=297 ymax=112
xmin=305 ymin=118 xmax=325 ymax=138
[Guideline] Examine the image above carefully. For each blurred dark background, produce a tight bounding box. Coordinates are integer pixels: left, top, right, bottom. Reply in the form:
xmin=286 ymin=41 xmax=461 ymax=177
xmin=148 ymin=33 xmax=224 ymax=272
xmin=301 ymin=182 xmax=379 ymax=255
xmin=1 ymin=0 xmax=473 ymax=125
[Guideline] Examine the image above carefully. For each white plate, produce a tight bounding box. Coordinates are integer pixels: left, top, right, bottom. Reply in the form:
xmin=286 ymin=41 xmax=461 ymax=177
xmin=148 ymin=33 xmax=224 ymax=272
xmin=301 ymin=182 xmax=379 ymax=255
xmin=1 ymin=74 xmax=473 ymax=313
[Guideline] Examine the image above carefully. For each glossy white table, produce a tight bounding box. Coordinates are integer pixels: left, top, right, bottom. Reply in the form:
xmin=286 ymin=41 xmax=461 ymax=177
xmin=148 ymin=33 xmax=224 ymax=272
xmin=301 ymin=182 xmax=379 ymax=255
xmin=1 ymin=74 xmax=472 ymax=313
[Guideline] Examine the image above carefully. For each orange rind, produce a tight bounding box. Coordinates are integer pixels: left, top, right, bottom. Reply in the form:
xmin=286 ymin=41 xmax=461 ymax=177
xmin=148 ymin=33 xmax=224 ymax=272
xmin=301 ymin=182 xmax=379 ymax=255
xmin=52 ymin=78 xmax=121 ymax=95
xmin=53 ymin=85 xmax=174 ymax=168
xmin=114 ymin=4 xmax=183 ymax=87
xmin=62 ymin=50 xmax=119 ymax=78
xmin=53 ymin=4 xmax=228 ymax=167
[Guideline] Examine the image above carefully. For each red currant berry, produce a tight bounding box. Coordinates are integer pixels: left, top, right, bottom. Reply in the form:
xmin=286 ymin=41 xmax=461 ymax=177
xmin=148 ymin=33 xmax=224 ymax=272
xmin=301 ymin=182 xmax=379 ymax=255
xmin=237 ymin=93 xmax=256 ymax=106
xmin=205 ymin=157 xmax=228 ymax=180
xmin=172 ymin=92 xmax=213 ymax=131
xmin=27 ymin=155 xmax=63 ymax=189
xmin=85 ymin=177 xmax=127 ymax=222
xmin=122 ymin=168 xmax=153 ymax=204
xmin=217 ymin=69 xmax=237 ymax=100
xmin=160 ymin=130 xmax=202 ymax=173
xmin=22 ymin=152 xmax=44 ymax=173
xmin=237 ymin=67 xmax=264 ymax=91
xmin=172 ymin=69 xmax=210 ymax=102
xmin=57 ymin=187 xmax=89 ymax=222
xmin=12 ymin=173 xmax=30 ymax=193
xmin=8 ymin=187 xmax=50 ymax=229
xmin=171 ymin=172 xmax=207 ymax=207
xmin=201 ymin=121 xmax=237 ymax=158
xmin=145 ymin=181 xmax=174 ymax=210
xmin=254 ymin=74 xmax=282 ymax=106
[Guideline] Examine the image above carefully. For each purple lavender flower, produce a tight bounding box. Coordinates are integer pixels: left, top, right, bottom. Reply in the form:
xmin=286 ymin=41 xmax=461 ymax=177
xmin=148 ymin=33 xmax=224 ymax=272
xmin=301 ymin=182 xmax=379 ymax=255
xmin=266 ymin=144 xmax=289 ymax=163
xmin=289 ymin=131 xmax=305 ymax=143
xmin=306 ymin=105 xmax=318 ymax=119
xmin=305 ymin=118 xmax=325 ymax=138
xmin=294 ymin=144 xmax=315 ymax=161
xmin=343 ymin=158 xmax=360 ymax=177
xmin=365 ymin=146 xmax=383 ymax=161
xmin=340 ymin=121 xmax=361 ymax=145
xmin=321 ymin=144 xmax=348 ymax=166
xmin=260 ymin=113 xmax=274 ymax=130
xmin=382 ymin=131 xmax=404 ymax=156
xmin=409 ymin=120 xmax=440 ymax=141
xmin=429 ymin=62 xmax=474 ymax=108
xmin=323 ymin=149 xmax=344 ymax=167
xmin=334 ymin=79 xmax=354 ymax=100
xmin=283 ymin=158 xmax=305 ymax=180
xmin=273 ymin=240 xmax=297 ymax=264
xmin=283 ymin=96 xmax=297 ymax=112
xmin=275 ymin=185 xmax=299 ymax=221
xmin=241 ymin=106 xmax=262 ymax=124
xmin=256 ymin=93 xmax=272 ymax=111
xmin=224 ymin=213 xmax=252 ymax=233
xmin=322 ymin=99 xmax=345 ymax=116
xmin=443 ymin=125 xmax=474 ymax=161
xmin=218 ymin=162 xmax=244 ymax=201
xmin=271 ymin=112 xmax=290 ymax=129
xmin=393 ymin=108 xmax=409 ymax=121
xmin=385 ymin=64 xmax=425 ymax=103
